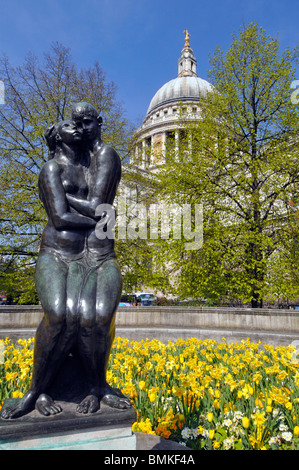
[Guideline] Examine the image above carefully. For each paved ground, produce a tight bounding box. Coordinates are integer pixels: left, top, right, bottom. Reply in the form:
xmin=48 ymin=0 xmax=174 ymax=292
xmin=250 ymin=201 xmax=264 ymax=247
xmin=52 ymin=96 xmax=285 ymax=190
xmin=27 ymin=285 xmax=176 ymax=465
xmin=135 ymin=432 xmax=189 ymax=450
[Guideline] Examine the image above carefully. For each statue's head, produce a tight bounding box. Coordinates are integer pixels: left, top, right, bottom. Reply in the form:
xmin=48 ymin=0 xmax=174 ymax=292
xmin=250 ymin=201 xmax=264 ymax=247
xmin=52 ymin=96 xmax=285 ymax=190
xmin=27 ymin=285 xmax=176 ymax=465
xmin=71 ymin=101 xmax=102 ymax=142
xmin=45 ymin=120 xmax=82 ymax=159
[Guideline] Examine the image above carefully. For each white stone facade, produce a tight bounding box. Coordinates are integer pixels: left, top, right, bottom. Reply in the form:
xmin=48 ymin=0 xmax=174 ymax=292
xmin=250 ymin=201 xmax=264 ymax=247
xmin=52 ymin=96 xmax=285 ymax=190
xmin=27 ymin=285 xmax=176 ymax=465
xmin=132 ymin=32 xmax=212 ymax=170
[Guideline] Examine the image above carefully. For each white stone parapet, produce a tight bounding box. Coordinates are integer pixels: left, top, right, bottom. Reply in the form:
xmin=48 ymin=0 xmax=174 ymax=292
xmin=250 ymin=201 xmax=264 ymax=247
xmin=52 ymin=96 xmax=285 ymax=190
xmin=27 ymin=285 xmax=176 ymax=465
xmin=1 ymin=305 xmax=299 ymax=346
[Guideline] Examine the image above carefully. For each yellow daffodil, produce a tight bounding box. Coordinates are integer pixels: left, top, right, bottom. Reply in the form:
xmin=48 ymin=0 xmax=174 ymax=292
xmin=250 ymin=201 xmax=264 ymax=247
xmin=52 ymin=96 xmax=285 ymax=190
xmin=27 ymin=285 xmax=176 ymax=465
xmin=138 ymin=380 xmax=146 ymax=391
xmin=213 ymin=440 xmax=221 ymax=449
xmin=2 ymin=336 xmax=299 ymax=451
xmin=242 ymin=417 xmax=250 ymax=429
xmin=251 ymin=411 xmax=266 ymax=427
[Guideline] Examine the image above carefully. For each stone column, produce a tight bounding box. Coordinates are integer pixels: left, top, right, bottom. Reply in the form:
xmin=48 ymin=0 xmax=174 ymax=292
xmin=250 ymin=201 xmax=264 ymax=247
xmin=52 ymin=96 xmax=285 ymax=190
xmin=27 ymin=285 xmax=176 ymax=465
xmin=150 ymin=135 xmax=154 ymax=166
xmin=162 ymin=132 xmax=166 ymax=162
xmin=142 ymin=139 xmax=146 ymax=169
xmin=175 ymin=130 xmax=179 ymax=160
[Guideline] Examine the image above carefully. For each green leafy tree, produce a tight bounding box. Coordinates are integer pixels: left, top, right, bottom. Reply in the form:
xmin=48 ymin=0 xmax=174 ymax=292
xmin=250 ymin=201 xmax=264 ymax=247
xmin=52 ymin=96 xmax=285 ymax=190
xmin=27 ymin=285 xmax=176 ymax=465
xmin=0 ymin=42 xmax=133 ymax=302
xmin=155 ymin=23 xmax=299 ymax=307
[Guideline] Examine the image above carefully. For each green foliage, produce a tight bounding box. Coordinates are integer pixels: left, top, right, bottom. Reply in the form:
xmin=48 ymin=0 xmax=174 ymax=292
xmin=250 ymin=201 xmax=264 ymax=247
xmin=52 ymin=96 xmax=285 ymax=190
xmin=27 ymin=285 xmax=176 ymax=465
xmin=153 ymin=23 xmax=299 ymax=306
xmin=0 ymin=42 xmax=133 ymax=302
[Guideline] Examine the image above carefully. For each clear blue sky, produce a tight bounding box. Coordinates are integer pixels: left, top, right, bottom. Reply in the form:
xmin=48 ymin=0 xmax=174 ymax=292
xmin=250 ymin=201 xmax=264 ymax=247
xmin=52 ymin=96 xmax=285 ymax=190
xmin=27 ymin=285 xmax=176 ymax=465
xmin=0 ymin=0 xmax=298 ymax=126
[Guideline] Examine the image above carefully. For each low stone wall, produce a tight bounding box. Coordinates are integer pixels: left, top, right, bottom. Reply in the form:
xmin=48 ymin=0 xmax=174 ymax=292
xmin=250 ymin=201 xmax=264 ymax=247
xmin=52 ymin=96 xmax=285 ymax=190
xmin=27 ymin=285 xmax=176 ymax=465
xmin=0 ymin=305 xmax=299 ymax=346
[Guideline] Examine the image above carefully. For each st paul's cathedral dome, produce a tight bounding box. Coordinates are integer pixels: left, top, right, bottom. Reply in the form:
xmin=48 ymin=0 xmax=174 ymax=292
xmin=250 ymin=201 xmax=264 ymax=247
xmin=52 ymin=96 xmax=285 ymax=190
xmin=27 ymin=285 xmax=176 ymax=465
xmin=133 ymin=30 xmax=212 ymax=169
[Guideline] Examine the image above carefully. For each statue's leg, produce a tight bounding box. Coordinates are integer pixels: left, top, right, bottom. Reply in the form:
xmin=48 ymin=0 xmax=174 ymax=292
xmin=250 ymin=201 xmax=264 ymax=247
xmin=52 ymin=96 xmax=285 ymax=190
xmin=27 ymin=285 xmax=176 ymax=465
xmin=76 ymin=257 xmax=131 ymax=413
xmin=93 ymin=258 xmax=131 ymax=409
xmin=34 ymin=258 xmax=87 ymax=416
xmin=33 ymin=253 xmax=68 ymax=389
xmin=0 ymin=252 xmax=68 ymax=419
xmin=75 ymin=266 xmax=99 ymax=413
xmin=94 ymin=259 xmax=122 ymax=387
xmin=96 ymin=259 xmax=131 ymax=408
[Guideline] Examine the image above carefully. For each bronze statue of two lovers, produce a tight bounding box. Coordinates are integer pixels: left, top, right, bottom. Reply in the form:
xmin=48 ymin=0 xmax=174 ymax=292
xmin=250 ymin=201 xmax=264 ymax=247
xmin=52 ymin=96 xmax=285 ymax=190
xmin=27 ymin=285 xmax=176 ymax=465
xmin=1 ymin=101 xmax=131 ymax=419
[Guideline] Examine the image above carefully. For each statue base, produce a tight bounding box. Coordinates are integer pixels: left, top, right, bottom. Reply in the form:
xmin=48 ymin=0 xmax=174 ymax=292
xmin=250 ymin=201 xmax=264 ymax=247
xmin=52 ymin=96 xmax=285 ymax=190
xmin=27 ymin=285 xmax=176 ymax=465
xmin=0 ymin=399 xmax=136 ymax=450
xmin=0 ymin=354 xmax=137 ymax=450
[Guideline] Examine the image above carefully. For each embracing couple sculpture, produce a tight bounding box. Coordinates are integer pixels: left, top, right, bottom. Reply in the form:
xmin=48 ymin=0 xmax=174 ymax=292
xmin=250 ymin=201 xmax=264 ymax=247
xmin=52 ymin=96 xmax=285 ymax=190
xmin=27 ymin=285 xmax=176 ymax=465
xmin=1 ymin=102 xmax=131 ymax=419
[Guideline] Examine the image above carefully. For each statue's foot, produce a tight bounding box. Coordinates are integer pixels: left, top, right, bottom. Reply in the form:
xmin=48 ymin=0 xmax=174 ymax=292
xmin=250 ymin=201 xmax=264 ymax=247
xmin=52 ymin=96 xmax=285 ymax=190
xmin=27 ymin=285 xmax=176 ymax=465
xmin=0 ymin=390 xmax=37 ymax=419
xmin=100 ymin=384 xmax=132 ymax=409
xmin=76 ymin=394 xmax=99 ymax=414
xmin=101 ymin=394 xmax=131 ymax=409
xmin=35 ymin=393 xmax=62 ymax=417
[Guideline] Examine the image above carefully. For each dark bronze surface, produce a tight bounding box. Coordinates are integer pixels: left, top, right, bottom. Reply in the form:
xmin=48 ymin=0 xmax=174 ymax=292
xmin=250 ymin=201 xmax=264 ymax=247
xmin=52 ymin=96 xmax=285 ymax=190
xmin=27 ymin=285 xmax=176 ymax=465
xmin=1 ymin=102 xmax=131 ymax=420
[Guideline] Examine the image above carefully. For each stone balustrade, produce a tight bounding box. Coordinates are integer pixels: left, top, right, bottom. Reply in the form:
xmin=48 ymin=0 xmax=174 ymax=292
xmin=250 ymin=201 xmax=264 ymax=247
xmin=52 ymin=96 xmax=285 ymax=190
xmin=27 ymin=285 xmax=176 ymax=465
xmin=1 ymin=305 xmax=299 ymax=346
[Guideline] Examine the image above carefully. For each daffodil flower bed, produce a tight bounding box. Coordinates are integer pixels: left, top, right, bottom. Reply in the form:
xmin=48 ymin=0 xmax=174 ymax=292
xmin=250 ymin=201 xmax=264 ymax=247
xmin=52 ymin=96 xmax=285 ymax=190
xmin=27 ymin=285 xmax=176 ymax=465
xmin=1 ymin=336 xmax=299 ymax=450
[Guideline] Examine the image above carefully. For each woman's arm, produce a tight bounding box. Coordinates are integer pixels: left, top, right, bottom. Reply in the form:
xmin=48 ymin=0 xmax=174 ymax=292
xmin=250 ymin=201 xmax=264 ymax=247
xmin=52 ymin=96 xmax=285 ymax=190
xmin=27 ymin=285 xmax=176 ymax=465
xmin=66 ymin=144 xmax=121 ymax=219
xmin=66 ymin=194 xmax=101 ymax=219
xmin=39 ymin=161 xmax=96 ymax=231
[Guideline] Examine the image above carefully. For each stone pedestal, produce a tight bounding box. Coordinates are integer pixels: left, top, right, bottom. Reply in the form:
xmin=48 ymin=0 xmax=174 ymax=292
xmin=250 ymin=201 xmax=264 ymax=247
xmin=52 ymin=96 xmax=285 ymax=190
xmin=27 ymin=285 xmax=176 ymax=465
xmin=0 ymin=353 xmax=137 ymax=450
xmin=0 ymin=399 xmax=137 ymax=450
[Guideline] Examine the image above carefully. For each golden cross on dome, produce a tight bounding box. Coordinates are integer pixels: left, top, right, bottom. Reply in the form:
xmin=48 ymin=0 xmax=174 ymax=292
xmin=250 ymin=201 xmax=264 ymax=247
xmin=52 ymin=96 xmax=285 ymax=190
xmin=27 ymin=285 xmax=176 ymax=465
xmin=184 ymin=29 xmax=190 ymax=47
